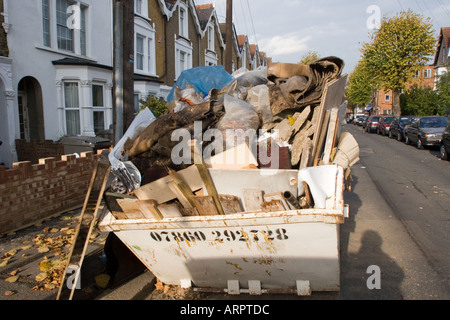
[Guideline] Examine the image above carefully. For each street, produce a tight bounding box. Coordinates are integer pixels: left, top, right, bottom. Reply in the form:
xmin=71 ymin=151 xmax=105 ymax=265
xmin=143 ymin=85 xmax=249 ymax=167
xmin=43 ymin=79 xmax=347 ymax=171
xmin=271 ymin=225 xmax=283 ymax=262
xmin=339 ymin=123 xmax=450 ymax=299
xmin=1 ymin=123 xmax=449 ymax=301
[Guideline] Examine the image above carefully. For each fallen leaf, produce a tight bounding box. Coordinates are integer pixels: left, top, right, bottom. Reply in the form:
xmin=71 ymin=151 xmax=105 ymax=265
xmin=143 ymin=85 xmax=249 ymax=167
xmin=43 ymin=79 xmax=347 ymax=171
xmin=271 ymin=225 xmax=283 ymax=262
xmin=0 ymin=259 xmax=9 ymax=267
xmin=21 ymin=245 xmax=32 ymax=251
xmin=9 ymin=269 xmax=19 ymax=276
xmin=50 ymin=228 xmax=59 ymax=233
xmin=4 ymin=290 xmax=15 ymax=296
xmin=35 ymin=272 xmax=48 ymax=282
xmin=44 ymin=283 xmax=56 ymax=290
xmin=6 ymin=249 xmax=17 ymax=257
xmin=38 ymin=246 xmax=49 ymax=253
xmin=5 ymin=275 xmax=19 ymax=283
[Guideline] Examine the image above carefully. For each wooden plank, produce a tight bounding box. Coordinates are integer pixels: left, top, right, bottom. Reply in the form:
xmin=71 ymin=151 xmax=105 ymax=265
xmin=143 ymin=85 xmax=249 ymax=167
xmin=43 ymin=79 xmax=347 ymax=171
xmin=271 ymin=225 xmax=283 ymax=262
xmin=117 ymin=198 xmax=140 ymax=214
xmin=191 ymin=196 xmax=219 ymax=216
xmin=134 ymin=165 xmax=203 ymax=203
xmin=264 ymin=192 xmax=289 ymax=210
xmin=219 ymin=194 xmax=243 ymax=214
xmin=313 ymin=110 xmax=330 ymax=166
xmin=137 ymin=200 xmax=163 ymax=220
xmin=206 ymin=142 xmax=258 ymax=170
xmin=309 ymin=74 xmax=348 ymax=167
xmin=290 ymin=121 xmax=313 ymax=167
xmin=242 ymin=189 xmax=264 ymax=212
xmin=191 ymin=140 xmax=225 ymax=215
xmin=57 ymin=157 xmax=111 ymax=300
xmin=157 ymin=203 xmax=184 ymax=218
xmin=322 ymin=107 xmax=339 ymax=164
xmin=260 ymin=199 xmax=285 ymax=212
xmin=299 ymin=138 xmax=312 ymax=170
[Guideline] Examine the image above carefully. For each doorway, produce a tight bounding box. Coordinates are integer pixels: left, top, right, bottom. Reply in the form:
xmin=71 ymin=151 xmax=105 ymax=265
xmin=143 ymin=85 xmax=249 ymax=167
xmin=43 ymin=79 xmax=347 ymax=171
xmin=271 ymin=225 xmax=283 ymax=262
xmin=17 ymin=77 xmax=45 ymax=141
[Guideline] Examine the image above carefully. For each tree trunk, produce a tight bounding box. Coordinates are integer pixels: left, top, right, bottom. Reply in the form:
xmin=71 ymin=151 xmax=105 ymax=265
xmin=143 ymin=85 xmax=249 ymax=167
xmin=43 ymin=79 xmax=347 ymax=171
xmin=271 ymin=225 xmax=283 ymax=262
xmin=392 ymin=89 xmax=401 ymax=116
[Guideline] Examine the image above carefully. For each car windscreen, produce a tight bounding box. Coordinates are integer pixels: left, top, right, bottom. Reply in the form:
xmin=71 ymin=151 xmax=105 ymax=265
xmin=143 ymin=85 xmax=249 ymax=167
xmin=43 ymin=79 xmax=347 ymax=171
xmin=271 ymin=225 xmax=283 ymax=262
xmin=420 ymin=117 xmax=448 ymax=128
xmin=399 ymin=118 xmax=412 ymax=125
xmin=384 ymin=117 xmax=393 ymax=123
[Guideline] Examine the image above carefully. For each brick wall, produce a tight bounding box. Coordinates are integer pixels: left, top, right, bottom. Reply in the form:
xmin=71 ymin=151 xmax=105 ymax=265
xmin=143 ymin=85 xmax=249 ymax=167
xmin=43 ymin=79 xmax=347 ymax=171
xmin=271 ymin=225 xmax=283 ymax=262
xmin=0 ymin=151 xmax=103 ymax=235
xmin=15 ymin=139 xmax=65 ymax=164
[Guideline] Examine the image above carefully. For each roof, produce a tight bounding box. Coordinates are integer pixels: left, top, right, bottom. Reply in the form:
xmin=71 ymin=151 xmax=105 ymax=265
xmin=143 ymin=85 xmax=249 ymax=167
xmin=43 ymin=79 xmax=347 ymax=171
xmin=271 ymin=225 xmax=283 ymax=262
xmin=52 ymin=58 xmax=112 ymax=70
xmin=195 ymin=4 xmax=214 ymax=30
xmin=433 ymin=27 xmax=450 ymax=66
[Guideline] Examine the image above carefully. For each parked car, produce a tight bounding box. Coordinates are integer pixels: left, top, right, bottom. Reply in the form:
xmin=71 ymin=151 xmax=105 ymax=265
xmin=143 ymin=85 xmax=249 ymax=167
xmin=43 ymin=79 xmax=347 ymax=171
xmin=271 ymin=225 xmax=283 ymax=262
xmin=404 ymin=116 xmax=449 ymax=149
xmin=361 ymin=116 xmax=370 ymax=129
xmin=440 ymin=123 xmax=450 ymax=160
xmin=354 ymin=114 xmax=366 ymax=126
xmin=377 ymin=116 xmax=393 ymax=136
xmin=365 ymin=115 xmax=380 ymax=133
xmin=389 ymin=116 xmax=414 ymax=141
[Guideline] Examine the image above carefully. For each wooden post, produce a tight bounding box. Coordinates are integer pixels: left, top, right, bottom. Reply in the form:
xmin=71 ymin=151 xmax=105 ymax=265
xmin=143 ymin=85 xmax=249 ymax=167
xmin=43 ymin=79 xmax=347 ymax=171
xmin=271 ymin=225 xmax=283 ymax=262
xmin=225 ymin=0 xmax=233 ymax=74
xmin=113 ymin=0 xmax=135 ymax=145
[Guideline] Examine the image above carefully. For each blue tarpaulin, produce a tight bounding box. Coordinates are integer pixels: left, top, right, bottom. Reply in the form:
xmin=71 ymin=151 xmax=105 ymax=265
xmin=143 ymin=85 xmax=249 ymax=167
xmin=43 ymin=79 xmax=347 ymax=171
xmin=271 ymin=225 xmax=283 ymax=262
xmin=167 ymin=65 xmax=234 ymax=102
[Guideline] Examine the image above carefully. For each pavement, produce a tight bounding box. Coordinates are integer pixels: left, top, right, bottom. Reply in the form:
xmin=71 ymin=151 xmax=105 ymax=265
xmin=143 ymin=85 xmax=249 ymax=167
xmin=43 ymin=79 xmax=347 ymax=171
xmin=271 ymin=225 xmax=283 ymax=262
xmin=0 ymin=208 xmax=110 ymax=300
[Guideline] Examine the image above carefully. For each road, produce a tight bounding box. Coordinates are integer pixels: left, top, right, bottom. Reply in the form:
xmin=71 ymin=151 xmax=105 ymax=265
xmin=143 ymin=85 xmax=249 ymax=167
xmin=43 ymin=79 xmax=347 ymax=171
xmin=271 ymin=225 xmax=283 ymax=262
xmin=339 ymin=123 xmax=450 ymax=299
xmin=1 ymin=123 xmax=449 ymax=301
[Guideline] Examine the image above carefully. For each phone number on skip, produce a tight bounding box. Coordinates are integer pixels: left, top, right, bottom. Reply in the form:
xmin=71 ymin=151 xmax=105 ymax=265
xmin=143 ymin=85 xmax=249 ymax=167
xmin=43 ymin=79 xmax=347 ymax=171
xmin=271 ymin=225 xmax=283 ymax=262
xmin=150 ymin=228 xmax=289 ymax=243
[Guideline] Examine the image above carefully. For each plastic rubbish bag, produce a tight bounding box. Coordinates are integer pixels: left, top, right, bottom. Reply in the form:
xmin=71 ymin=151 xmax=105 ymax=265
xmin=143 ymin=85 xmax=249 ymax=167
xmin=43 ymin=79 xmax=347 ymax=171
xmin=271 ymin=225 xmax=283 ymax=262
xmin=167 ymin=65 xmax=233 ymax=102
xmin=235 ymin=66 xmax=268 ymax=87
xmin=108 ymin=108 xmax=156 ymax=192
xmin=246 ymin=84 xmax=273 ymax=125
xmin=216 ymin=94 xmax=260 ymax=150
xmin=173 ymin=85 xmax=204 ymax=113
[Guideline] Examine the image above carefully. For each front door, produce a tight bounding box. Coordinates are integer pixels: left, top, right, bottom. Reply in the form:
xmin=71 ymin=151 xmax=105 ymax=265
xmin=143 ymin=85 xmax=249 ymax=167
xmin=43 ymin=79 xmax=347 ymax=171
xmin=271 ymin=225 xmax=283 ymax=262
xmin=18 ymin=92 xmax=30 ymax=142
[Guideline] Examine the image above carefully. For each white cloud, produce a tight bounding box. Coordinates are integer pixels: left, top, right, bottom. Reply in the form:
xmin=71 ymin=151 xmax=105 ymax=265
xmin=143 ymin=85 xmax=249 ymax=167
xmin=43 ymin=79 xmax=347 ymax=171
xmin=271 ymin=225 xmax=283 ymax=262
xmin=259 ymin=33 xmax=311 ymax=57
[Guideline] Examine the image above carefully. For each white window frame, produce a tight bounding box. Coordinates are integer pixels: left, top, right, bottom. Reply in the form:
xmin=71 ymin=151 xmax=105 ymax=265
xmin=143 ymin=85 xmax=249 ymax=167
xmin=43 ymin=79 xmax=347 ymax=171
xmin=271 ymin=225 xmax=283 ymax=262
xmin=63 ymin=81 xmax=81 ymax=136
xmin=92 ymin=83 xmax=105 ymax=134
xmin=424 ymin=69 xmax=431 ymax=79
xmin=385 ymin=94 xmax=391 ymax=102
xmin=134 ymin=17 xmax=156 ymax=76
xmin=207 ymin=25 xmax=214 ymax=51
xmin=134 ymin=0 xmax=149 ymax=18
xmin=175 ymin=37 xmax=192 ymax=79
xmin=42 ymin=0 xmax=89 ymax=56
xmin=136 ymin=34 xmax=145 ymax=71
xmin=178 ymin=3 xmax=189 ymax=38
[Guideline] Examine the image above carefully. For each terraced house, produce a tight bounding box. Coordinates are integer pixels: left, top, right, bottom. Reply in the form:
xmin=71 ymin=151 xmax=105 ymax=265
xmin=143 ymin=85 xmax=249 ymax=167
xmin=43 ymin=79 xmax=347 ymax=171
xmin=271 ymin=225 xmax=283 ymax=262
xmin=0 ymin=0 xmax=266 ymax=168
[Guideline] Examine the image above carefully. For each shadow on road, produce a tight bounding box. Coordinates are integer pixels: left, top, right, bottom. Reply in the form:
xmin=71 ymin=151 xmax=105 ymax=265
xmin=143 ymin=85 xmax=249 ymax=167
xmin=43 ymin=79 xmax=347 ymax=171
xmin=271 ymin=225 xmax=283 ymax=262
xmin=340 ymin=163 xmax=405 ymax=299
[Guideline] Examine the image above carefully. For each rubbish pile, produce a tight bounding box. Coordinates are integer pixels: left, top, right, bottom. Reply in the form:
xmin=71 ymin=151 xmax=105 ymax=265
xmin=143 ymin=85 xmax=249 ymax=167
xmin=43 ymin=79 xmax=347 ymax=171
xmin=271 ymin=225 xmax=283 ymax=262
xmin=105 ymin=57 xmax=359 ymax=220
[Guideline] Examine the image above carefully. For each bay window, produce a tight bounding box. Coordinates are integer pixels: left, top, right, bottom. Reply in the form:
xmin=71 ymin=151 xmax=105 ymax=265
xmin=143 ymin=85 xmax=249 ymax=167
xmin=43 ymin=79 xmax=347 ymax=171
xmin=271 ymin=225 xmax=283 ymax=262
xmin=64 ymin=82 xmax=81 ymax=136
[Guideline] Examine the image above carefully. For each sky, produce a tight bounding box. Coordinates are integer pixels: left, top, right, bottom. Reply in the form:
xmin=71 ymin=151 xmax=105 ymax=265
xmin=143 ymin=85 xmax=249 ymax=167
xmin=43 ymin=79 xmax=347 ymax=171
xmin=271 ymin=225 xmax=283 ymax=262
xmin=193 ymin=0 xmax=450 ymax=74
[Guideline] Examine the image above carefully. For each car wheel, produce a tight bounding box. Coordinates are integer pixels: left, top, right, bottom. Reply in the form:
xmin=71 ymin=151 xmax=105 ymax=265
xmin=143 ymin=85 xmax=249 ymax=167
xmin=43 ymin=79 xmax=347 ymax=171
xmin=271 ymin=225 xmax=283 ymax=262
xmin=389 ymin=130 xmax=393 ymax=139
xmin=405 ymin=136 xmax=410 ymax=145
xmin=397 ymin=133 xmax=402 ymax=142
xmin=417 ymin=138 xmax=423 ymax=149
xmin=441 ymin=144 xmax=449 ymax=161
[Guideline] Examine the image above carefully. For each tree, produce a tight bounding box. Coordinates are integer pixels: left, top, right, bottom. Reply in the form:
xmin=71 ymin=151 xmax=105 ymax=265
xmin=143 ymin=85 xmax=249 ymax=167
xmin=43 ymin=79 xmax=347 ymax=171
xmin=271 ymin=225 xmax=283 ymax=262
xmin=436 ymin=68 xmax=450 ymax=115
xmin=362 ymin=10 xmax=436 ymax=116
xmin=299 ymin=50 xmax=320 ymax=65
xmin=138 ymin=95 xmax=168 ymax=118
xmin=346 ymin=59 xmax=373 ymax=107
xmin=400 ymin=85 xmax=440 ymax=116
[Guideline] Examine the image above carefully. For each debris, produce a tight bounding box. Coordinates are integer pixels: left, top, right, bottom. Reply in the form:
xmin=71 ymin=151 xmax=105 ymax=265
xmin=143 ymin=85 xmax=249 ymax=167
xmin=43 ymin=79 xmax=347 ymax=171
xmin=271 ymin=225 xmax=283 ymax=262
xmin=99 ymin=57 xmax=358 ymax=228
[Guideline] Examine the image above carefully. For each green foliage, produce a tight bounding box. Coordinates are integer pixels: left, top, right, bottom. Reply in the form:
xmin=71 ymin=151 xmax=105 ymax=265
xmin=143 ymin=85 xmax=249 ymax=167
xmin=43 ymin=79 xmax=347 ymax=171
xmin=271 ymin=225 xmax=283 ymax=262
xmin=400 ymin=85 xmax=441 ymax=116
xmin=299 ymin=50 xmax=320 ymax=65
xmin=362 ymin=10 xmax=436 ymax=115
xmin=436 ymin=69 xmax=450 ymax=113
xmin=138 ymin=95 xmax=168 ymax=118
xmin=346 ymin=59 xmax=373 ymax=106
